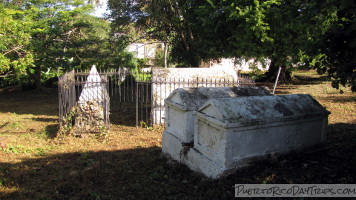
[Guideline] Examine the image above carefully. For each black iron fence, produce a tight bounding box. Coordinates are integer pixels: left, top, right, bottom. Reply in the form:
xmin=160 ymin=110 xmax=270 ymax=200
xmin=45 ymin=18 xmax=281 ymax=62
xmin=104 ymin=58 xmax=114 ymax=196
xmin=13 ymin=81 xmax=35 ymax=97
xmin=58 ymin=70 xmax=76 ymax=128
xmin=148 ymin=75 xmax=255 ymax=125
xmin=58 ymin=69 xmax=110 ymax=134
xmin=58 ymin=68 xmax=255 ymax=131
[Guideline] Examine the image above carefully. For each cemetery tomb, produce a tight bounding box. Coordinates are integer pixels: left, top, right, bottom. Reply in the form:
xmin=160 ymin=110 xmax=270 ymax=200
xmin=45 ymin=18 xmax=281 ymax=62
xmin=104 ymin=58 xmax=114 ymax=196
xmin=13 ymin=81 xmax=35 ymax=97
xmin=162 ymin=86 xmax=271 ymax=162
xmin=184 ymin=94 xmax=330 ymax=178
xmin=76 ymin=65 xmax=109 ymax=133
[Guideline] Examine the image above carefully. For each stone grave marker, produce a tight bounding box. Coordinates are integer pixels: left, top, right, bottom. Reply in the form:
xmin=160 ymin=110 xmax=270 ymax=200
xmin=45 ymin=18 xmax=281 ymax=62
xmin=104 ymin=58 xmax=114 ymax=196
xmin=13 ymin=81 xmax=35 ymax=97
xmin=76 ymin=65 xmax=108 ymax=133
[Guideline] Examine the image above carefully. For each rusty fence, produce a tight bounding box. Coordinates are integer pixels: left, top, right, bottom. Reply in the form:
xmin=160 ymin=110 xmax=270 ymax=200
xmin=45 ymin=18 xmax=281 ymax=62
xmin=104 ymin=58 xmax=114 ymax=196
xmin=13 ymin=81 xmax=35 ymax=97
xmin=59 ymin=69 xmax=255 ymax=131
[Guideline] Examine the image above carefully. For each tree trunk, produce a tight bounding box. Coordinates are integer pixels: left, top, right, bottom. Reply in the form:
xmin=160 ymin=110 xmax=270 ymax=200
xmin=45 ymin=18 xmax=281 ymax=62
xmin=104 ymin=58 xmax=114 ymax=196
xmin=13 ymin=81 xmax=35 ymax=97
xmin=164 ymin=42 xmax=168 ymax=68
xmin=35 ymin=65 xmax=42 ymax=89
xmin=259 ymin=58 xmax=291 ymax=82
xmin=263 ymin=58 xmax=280 ymax=81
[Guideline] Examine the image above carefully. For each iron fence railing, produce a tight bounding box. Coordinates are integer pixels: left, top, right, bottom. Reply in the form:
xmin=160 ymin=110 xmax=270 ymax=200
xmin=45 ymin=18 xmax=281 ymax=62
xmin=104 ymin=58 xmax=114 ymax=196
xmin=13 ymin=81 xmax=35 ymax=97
xmin=58 ymin=68 xmax=255 ymax=131
xmin=149 ymin=75 xmax=255 ymax=125
xmin=58 ymin=70 xmax=110 ymax=134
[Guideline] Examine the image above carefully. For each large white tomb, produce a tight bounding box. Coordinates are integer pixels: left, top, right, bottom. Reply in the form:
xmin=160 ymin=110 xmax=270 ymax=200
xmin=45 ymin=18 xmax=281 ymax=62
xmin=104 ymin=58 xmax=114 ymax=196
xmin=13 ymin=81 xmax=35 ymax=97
xmin=162 ymin=86 xmax=271 ymax=162
xmin=163 ymin=93 xmax=330 ymax=179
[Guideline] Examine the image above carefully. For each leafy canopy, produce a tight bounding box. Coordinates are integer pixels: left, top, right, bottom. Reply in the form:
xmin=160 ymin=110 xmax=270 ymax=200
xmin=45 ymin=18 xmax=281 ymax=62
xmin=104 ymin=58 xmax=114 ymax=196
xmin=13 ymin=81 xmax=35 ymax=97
xmin=108 ymin=0 xmax=355 ymax=91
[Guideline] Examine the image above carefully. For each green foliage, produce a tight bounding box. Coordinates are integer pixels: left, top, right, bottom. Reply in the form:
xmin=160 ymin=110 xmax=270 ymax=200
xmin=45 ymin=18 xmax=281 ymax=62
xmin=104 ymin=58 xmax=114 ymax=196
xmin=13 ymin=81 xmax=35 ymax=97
xmin=0 ymin=6 xmax=34 ymax=85
xmin=59 ymin=106 xmax=77 ymax=135
xmin=154 ymin=47 xmax=165 ymax=68
xmin=108 ymin=0 xmax=355 ymax=91
xmin=305 ymin=0 xmax=356 ymax=92
xmin=26 ymin=0 xmax=97 ymax=87
xmin=0 ymin=0 xmax=130 ymax=88
xmin=248 ymin=66 xmax=267 ymax=80
xmin=108 ymin=0 xmax=177 ymax=66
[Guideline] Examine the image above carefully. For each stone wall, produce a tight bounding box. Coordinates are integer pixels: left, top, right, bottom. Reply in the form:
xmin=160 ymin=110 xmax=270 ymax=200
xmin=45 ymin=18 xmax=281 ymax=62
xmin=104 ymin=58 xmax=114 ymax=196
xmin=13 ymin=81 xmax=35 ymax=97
xmin=202 ymin=58 xmax=271 ymax=72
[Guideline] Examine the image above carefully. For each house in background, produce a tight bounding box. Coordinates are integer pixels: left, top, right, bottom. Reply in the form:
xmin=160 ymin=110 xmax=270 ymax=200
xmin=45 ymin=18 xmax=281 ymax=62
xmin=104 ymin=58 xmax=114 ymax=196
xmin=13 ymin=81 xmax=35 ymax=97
xmin=126 ymin=42 xmax=165 ymax=65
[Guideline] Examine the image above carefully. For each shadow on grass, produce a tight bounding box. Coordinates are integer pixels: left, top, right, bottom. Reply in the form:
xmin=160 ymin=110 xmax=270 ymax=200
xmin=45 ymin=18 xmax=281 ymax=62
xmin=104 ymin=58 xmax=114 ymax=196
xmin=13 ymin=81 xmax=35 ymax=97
xmin=319 ymin=95 xmax=356 ymax=103
xmin=0 ymin=122 xmax=10 ymax=130
xmin=109 ymin=101 xmax=151 ymax=127
xmin=44 ymin=124 xmax=60 ymax=139
xmin=0 ymin=89 xmax=58 ymax=116
xmin=110 ymin=110 xmax=136 ymax=127
xmin=1 ymin=123 xmax=355 ymax=200
xmin=0 ymin=89 xmax=60 ymax=139
xmin=0 ymin=88 xmax=145 ymax=130
xmin=256 ymin=74 xmax=330 ymax=90
xmin=0 ymin=147 xmax=206 ymax=200
xmin=291 ymin=75 xmax=331 ymax=85
xmin=29 ymin=117 xmax=57 ymax=123
xmin=274 ymin=90 xmax=295 ymax=95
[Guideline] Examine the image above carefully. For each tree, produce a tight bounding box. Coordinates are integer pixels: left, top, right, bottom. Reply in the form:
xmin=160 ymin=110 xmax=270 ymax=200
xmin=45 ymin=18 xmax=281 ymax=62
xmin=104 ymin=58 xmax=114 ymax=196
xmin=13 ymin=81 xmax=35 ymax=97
xmin=25 ymin=0 xmax=98 ymax=88
xmin=305 ymin=0 xmax=355 ymax=92
xmin=108 ymin=0 xmax=290 ymax=68
xmin=108 ymin=0 xmax=355 ymax=91
xmin=108 ymin=0 xmax=193 ymax=67
xmin=0 ymin=0 xmax=119 ymax=88
xmin=0 ymin=4 xmax=34 ymax=85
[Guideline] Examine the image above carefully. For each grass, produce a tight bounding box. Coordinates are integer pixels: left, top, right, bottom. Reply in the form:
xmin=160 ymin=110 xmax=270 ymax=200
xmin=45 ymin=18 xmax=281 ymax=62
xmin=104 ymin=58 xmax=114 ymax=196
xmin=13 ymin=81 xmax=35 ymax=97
xmin=0 ymin=70 xmax=355 ymax=200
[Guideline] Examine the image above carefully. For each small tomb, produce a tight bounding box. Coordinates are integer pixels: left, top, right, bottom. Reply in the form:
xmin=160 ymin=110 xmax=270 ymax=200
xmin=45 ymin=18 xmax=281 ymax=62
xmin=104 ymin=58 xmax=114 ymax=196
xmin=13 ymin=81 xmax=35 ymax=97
xmin=76 ymin=66 xmax=109 ymax=133
xmin=162 ymin=86 xmax=271 ymax=162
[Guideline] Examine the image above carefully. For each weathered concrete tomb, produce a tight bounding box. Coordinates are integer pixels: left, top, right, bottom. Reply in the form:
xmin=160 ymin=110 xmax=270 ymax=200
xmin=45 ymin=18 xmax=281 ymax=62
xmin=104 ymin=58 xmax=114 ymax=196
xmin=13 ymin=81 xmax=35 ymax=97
xmin=162 ymin=91 xmax=330 ymax=179
xmin=162 ymin=86 xmax=271 ymax=164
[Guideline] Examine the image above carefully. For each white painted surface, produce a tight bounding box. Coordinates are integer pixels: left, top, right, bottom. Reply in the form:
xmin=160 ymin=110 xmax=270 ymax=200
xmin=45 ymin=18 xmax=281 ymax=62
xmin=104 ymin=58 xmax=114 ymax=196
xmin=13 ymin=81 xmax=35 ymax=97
xmin=162 ymin=131 xmax=186 ymax=162
xmin=78 ymin=65 xmax=105 ymax=104
xmin=208 ymin=58 xmax=271 ymax=72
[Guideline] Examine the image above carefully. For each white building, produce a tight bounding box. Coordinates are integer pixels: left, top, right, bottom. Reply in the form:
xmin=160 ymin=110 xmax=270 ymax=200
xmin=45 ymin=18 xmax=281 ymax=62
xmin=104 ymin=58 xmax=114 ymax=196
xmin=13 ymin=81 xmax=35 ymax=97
xmin=126 ymin=42 xmax=164 ymax=60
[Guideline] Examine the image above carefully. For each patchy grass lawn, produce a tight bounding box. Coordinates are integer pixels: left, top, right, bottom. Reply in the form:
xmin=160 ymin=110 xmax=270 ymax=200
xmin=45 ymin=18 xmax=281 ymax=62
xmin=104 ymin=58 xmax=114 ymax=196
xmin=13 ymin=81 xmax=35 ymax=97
xmin=0 ymin=70 xmax=355 ymax=200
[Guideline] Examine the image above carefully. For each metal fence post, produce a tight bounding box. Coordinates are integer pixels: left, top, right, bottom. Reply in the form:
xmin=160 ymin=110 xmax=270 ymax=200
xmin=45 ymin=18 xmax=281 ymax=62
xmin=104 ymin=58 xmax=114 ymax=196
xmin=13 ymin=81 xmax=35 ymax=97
xmin=136 ymin=81 xmax=139 ymax=127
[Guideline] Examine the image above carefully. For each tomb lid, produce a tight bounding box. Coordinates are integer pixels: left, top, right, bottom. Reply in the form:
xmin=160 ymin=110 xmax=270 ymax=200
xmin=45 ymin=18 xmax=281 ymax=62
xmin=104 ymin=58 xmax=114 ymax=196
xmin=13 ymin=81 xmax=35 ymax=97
xmin=197 ymin=94 xmax=330 ymax=127
xmin=165 ymin=86 xmax=271 ymax=111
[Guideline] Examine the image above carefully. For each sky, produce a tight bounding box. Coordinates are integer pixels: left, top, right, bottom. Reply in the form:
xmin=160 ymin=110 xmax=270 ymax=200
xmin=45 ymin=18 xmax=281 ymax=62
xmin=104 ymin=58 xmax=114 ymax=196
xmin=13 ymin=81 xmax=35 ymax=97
xmin=91 ymin=0 xmax=109 ymax=18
